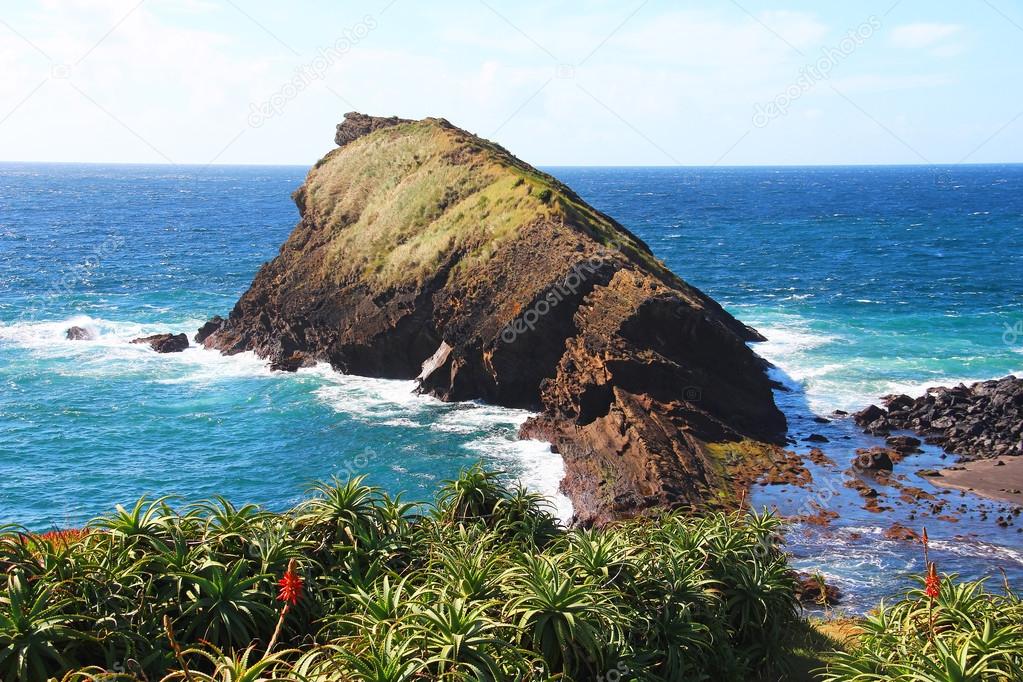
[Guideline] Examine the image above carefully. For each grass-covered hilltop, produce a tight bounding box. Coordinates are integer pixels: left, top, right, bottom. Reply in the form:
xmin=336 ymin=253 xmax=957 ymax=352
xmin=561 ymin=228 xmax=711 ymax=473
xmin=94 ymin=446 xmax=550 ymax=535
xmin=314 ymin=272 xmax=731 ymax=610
xmin=197 ymin=112 xmax=787 ymax=526
xmin=3 ymin=468 xmax=1021 ymax=681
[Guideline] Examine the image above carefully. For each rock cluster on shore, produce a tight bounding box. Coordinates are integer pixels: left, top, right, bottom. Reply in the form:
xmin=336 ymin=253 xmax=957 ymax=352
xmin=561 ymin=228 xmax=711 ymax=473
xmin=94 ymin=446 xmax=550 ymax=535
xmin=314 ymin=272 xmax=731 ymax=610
xmin=200 ymin=112 xmax=786 ymax=525
xmin=791 ymin=572 xmax=842 ymax=605
xmin=854 ymin=376 xmax=1023 ymax=460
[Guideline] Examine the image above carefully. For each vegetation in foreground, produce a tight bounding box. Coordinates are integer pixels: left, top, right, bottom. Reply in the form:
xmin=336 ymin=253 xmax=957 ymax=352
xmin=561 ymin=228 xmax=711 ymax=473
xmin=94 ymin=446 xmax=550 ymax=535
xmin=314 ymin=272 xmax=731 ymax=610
xmin=820 ymin=570 xmax=1023 ymax=681
xmin=1 ymin=465 xmax=799 ymax=681
xmin=2 ymin=465 xmax=1020 ymax=681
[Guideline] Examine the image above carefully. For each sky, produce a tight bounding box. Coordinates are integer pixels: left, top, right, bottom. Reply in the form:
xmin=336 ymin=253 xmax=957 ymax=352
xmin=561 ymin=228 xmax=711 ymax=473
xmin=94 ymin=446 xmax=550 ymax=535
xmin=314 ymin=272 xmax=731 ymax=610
xmin=1 ymin=0 xmax=1022 ymax=166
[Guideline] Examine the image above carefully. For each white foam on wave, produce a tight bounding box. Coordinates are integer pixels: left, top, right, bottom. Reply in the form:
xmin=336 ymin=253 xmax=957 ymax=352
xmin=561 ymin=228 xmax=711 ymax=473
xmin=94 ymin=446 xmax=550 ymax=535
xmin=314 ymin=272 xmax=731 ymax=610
xmin=754 ymin=323 xmax=837 ymax=363
xmin=873 ymin=371 xmax=1023 ymax=403
xmin=432 ymin=401 xmax=536 ymax=434
xmin=4 ymin=315 xmax=575 ymax=521
xmin=312 ymin=374 xmax=430 ymax=422
xmin=312 ymin=372 xmax=573 ymax=523
xmin=0 ymin=314 xmax=128 ymax=348
xmin=0 ymin=314 xmax=203 ymax=353
xmin=466 ymin=434 xmax=574 ymax=522
xmin=749 ymin=321 xmax=848 ymax=412
xmin=929 ymin=538 xmax=1023 ymax=566
xmin=0 ymin=315 xmax=274 ymax=384
xmin=751 ymin=315 xmax=1023 ymax=413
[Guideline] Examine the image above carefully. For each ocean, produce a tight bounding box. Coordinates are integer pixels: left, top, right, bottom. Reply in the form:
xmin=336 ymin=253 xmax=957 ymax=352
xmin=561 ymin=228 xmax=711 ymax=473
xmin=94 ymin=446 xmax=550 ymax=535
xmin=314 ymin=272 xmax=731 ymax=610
xmin=2 ymin=162 xmax=1021 ymax=611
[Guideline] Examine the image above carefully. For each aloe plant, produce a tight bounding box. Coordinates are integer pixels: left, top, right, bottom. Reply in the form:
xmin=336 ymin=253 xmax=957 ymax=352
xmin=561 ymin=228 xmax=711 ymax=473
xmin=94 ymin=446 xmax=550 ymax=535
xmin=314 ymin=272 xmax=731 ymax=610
xmin=821 ymin=574 xmax=1023 ymax=681
xmin=0 ymin=572 xmax=87 ymax=681
xmin=0 ymin=465 xmax=806 ymax=681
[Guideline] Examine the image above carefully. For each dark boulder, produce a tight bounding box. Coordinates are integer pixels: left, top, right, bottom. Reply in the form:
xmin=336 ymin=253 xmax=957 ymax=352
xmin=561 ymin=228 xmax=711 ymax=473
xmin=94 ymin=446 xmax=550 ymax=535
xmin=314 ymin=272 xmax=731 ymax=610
xmin=882 ymin=394 xmax=915 ymax=411
xmin=886 ymin=435 xmax=922 ymax=454
xmin=792 ymin=572 xmax=842 ymax=605
xmin=65 ymin=326 xmax=93 ymax=341
xmin=865 ymin=417 xmax=892 ymax=436
xmin=883 ymin=522 xmax=920 ymax=543
xmin=131 ymin=333 xmax=189 ymax=353
xmin=853 ymin=404 xmax=885 ymax=426
xmin=854 ymin=449 xmax=894 ymax=471
xmin=270 ymin=351 xmax=315 ymax=372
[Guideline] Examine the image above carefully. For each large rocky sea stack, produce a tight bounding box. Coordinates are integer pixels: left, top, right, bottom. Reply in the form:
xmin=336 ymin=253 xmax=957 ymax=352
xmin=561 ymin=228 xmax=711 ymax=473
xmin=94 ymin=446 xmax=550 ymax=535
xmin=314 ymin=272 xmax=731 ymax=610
xmin=201 ymin=113 xmax=787 ymax=524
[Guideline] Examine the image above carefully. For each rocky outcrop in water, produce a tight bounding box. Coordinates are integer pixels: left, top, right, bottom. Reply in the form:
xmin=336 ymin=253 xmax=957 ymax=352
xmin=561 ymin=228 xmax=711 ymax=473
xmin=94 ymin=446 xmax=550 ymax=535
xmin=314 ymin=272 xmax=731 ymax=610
xmin=132 ymin=333 xmax=189 ymax=353
xmin=853 ymin=448 xmax=894 ymax=471
xmin=201 ymin=113 xmax=786 ymax=525
xmin=855 ymin=376 xmax=1023 ymax=460
xmin=66 ymin=326 xmax=93 ymax=341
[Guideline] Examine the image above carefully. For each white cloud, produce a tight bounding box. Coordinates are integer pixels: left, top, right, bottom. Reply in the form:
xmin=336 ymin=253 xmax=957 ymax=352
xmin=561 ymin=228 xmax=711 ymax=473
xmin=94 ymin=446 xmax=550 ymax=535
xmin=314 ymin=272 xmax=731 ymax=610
xmin=0 ymin=3 xmax=834 ymax=164
xmin=889 ymin=23 xmax=962 ymax=49
xmin=0 ymin=0 xmax=292 ymax=163
xmin=0 ymin=3 xmax=1014 ymax=165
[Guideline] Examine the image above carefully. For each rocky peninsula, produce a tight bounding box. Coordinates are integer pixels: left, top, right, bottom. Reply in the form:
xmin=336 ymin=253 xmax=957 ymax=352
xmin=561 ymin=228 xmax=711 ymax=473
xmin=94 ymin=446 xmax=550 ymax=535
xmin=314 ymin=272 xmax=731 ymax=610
xmin=200 ymin=113 xmax=786 ymax=525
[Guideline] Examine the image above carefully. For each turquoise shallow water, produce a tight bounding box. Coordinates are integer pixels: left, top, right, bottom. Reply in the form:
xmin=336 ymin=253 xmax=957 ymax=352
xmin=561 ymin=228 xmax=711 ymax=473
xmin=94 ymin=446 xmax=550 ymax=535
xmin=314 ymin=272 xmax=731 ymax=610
xmin=2 ymin=162 xmax=1022 ymax=610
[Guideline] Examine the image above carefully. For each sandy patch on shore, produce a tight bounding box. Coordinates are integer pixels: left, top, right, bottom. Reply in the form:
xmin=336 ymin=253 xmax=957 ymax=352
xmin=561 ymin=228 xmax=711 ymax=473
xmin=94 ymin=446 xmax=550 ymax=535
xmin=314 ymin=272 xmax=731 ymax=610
xmin=930 ymin=457 xmax=1023 ymax=505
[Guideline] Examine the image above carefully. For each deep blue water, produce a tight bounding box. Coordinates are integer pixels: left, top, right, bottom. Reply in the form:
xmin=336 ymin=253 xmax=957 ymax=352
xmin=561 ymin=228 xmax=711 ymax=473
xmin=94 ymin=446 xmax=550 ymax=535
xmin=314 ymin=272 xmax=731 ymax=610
xmin=2 ymin=162 xmax=1022 ymax=611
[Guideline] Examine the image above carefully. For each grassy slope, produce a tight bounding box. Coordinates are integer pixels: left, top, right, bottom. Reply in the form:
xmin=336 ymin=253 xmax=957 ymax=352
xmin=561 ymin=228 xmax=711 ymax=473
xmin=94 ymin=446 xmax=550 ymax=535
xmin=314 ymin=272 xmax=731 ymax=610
xmin=301 ymin=119 xmax=667 ymax=291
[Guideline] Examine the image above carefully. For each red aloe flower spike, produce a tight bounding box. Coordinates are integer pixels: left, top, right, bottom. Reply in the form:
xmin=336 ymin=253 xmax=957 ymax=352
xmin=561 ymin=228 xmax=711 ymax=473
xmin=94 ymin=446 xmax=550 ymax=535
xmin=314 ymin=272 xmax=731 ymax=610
xmin=277 ymin=560 xmax=304 ymax=605
xmin=924 ymin=561 xmax=940 ymax=599
xmin=267 ymin=559 xmax=302 ymax=655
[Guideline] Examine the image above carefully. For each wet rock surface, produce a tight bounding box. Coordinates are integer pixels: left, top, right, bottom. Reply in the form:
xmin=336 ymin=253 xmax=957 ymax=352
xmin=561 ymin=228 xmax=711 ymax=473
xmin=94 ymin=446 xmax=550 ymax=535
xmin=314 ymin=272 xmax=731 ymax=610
xmin=886 ymin=435 xmax=922 ymax=454
xmin=131 ymin=333 xmax=189 ymax=353
xmin=853 ymin=448 xmax=894 ymax=472
xmin=883 ymin=522 xmax=921 ymax=543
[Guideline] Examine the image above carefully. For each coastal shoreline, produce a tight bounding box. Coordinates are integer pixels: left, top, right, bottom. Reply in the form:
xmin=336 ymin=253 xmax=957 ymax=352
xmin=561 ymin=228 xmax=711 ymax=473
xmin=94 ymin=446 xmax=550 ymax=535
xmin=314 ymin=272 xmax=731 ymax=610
xmin=929 ymin=457 xmax=1023 ymax=506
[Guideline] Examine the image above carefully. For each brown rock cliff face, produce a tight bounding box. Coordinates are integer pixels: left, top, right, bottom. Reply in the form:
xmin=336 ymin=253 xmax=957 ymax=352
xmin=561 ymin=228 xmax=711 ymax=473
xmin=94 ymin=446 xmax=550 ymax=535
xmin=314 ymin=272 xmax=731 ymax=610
xmin=202 ymin=112 xmax=786 ymax=525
